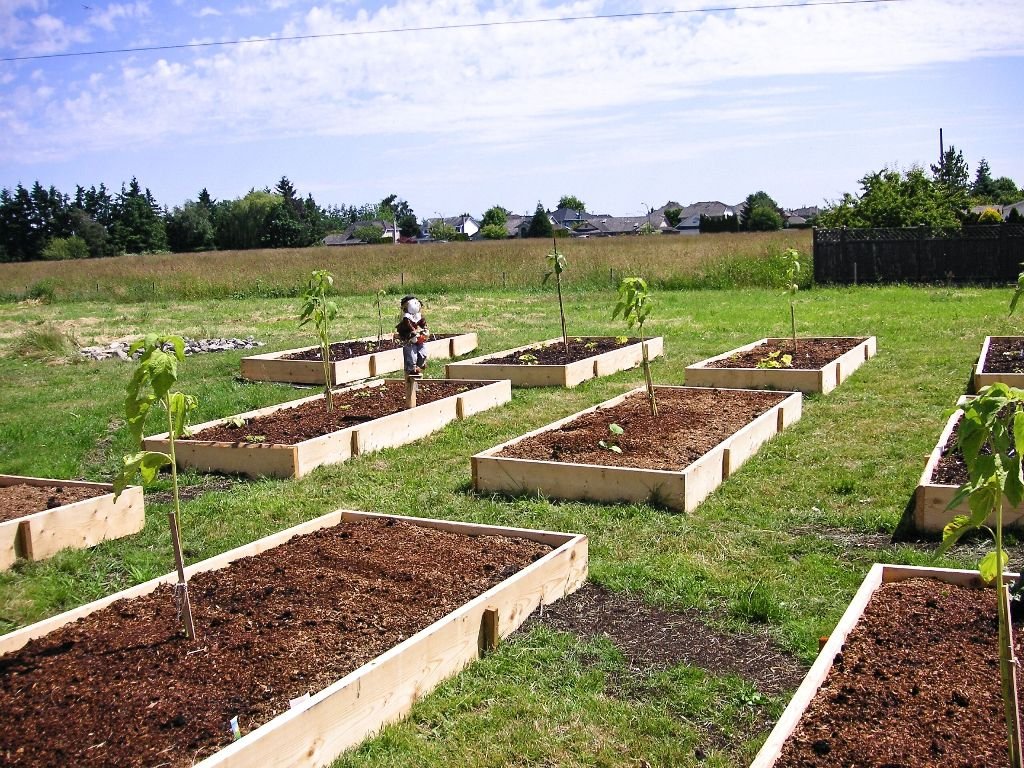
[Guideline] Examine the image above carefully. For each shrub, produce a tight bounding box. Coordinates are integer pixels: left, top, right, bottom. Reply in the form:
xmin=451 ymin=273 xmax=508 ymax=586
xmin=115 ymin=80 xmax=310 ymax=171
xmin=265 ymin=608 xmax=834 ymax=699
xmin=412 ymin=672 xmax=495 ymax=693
xmin=42 ymin=236 xmax=89 ymax=261
xmin=978 ymin=207 xmax=1003 ymax=224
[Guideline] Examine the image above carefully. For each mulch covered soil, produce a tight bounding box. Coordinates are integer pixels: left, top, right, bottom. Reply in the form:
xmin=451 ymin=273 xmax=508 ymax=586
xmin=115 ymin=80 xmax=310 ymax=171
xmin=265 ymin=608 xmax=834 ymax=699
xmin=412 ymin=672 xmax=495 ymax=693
xmin=930 ymin=418 xmax=970 ymax=486
xmin=0 ymin=517 xmax=551 ymax=768
xmin=192 ymin=380 xmax=483 ymax=444
xmin=704 ymin=337 xmax=866 ymax=369
xmin=775 ymin=578 xmax=1022 ymax=767
xmin=281 ymin=334 xmax=455 ymax=362
xmin=981 ymin=336 xmax=1024 ymax=374
xmin=0 ymin=483 xmax=108 ymax=524
xmin=497 ymin=387 xmax=788 ymax=471
xmin=482 ymin=336 xmax=638 ymax=366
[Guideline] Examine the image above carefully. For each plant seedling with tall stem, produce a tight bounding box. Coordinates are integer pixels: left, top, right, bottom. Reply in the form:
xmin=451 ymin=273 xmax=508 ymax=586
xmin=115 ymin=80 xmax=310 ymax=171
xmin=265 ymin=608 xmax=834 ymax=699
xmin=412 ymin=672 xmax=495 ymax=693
xmin=612 ymin=276 xmax=657 ymax=417
xmin=1010 ymin=266 xmax=1024 ymax=316
xmin=544 ymin=238 xmax=569 ymax=357
xmin=374 ymin=288 xmax=388 ymax=345
xmin=782 ymin=248 xmax=801 ymax=352
xmin=299 ymin=270 xmax=339 ymax=413
xmin=937 ymin=383 xmax=1024 ymax=767
xmin=113 ymin=334 xmax=198 ymax=640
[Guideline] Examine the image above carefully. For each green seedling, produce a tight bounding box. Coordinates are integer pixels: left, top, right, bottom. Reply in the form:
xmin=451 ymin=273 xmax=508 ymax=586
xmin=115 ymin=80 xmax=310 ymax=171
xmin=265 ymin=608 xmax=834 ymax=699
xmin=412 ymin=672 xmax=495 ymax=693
xmin=781 ymin=248 xmax=801 ymax=352
xmin=584 ymin=341 xmax=598 ymax=351
xmin=244 ymin=435 xmax=266 ymax=443
xmin=543 ymin=238 xmax=570 ymax=357
xmin=518 ymin=352 xmax=539 ymax=365
xmin=226 ymin=416 xmax=246 ymax=428
xmin=113 ymin=334 xmax=198 ymax=640
xmin=599 ymin=423 xmax=624 ymax=454
xmin=612 ymin=277 xmax=657 ymax=417
xmin=756 ymin=350 xmax=793 ymax=369
xmin=299 ymin=270 xmax=339 ymax=413
xmin=615 ymin=335 xmax=629 ymax=345
xmin=937 ymin=383 xmax=1024 ymax=767
xmin=374 ymin=288 xmax=388 ymax=344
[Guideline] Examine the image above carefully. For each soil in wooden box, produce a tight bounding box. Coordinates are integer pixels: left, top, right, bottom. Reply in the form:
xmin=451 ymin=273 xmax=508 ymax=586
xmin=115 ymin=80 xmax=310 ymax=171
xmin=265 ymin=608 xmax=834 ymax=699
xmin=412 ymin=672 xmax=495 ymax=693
xmin=705 ymin=337 xmax=866 ymax=369
xmin=484 ymin=336 xmax=637 ymax=365
xmin=774 ymin=578 xmax=1022 ymax=767
xmin=0 ymin=517 xmax=551 ymax=768
xmin=281 ymin=334 xmax=458 ymax=361
xmin=193 ymin=379 xmax=484 ymax=443
xmin=981 ymin=337 xmax=1024 ymax=374
xmin=497 ymin=387 xmax=787 ymax=470
xmin=930 ymin=418 xmax=978 ymax=487
xmin=0 ymin=483 xmax=108 ymax=523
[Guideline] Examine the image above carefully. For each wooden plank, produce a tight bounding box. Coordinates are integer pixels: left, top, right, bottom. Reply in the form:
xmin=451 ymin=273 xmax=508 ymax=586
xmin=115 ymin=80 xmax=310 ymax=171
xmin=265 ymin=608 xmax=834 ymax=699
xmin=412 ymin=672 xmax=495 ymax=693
xmin=456 ymin=379 xmax=513 ymax=419
xmin=974 ymin=336 xmax=1024 ymax=392
xmin=446 ymin=337 xmax=664 ymax=388
xmin=473 ymin=386 xmax=798 ymax=511
xmin=239 ymin=334 xmax=478 ymax=385
xmin=0 ymin=509 xmax=587 ymax=768
xmin=684 ymin=337 xmax=877 ymax=394
xmin=0 ymin=477 xmax=145 ymax=571
xmin=750 ymin=564 xmax=1006 ymax=767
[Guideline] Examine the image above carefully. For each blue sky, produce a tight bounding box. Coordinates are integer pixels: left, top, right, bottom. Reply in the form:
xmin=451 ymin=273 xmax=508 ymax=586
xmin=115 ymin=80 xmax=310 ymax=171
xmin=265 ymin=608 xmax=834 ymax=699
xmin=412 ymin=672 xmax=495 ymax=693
xmin=1 ymin=0 xmax=1022 ymax=218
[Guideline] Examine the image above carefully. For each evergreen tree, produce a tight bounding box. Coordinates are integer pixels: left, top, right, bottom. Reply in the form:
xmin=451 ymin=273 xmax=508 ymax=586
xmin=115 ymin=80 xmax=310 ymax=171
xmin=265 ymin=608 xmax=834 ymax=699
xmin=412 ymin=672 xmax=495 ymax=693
xmin=111 ymin=177 xmax=167 ymax=253
xmin=525 ymin=202 xmax=553 ymax=238
xmin=931 ymin=145 xmax=970 ymax=196
xmin=972 ymin=158 xmax=996 ymax=199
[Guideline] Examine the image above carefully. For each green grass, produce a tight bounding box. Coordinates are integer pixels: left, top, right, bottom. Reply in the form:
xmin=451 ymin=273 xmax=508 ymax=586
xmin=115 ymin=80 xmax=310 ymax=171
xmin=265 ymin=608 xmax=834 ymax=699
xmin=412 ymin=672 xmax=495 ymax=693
xmin=0 ymin=281 xmax=1016 ymax=766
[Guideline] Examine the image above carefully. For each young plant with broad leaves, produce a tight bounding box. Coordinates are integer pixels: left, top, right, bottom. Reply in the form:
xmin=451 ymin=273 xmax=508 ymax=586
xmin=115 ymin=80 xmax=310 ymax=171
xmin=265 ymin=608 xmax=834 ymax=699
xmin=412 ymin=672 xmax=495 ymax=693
xmin=599 ymin=423 xmax=624 ymax=454
xmin=543 ymin=238 xmax=570 ymax=357
xmin=937 ymin=383 xmax=1023 ymax=768
xmin=612 ymin=277 xmax=657 ymax=417
xmin=299 ymin=270 xmax=339 ymax=413
xmin=113 ymin=334 xmax=198 ymax=640
xmin=374 ymin=288 xmax=388 ymax=345
xmin=781 ymin=248 xmax=801 ymax=352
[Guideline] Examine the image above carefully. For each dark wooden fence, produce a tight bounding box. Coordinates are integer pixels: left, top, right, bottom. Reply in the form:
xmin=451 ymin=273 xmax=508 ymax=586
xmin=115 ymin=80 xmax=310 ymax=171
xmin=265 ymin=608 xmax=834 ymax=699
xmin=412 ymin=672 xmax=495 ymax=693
xmin=813 ymin=224 xmax=1024 ymax=284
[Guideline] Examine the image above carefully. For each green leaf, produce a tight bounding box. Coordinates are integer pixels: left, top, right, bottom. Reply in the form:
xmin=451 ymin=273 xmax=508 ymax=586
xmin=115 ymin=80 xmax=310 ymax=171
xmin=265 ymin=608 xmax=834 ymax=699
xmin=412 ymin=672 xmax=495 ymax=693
xmin=167 ymin=392 xmax=197 ymax=439
xmin=937 ymin=514 xmax=975 ymax=556
xmin=117 ymin=450 xmax=172 ymax=491
xmin=147 ymin=349 xmax=179 ymax=399
xmin=608 ymin=423 xmax=624 ymax=436
xmin=978 ymin=549 xmax=1009 ymax=584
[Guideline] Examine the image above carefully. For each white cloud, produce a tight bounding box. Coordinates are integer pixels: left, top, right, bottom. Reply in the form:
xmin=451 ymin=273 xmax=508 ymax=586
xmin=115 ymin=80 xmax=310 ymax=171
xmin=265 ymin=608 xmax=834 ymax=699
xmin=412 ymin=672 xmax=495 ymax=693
xmin=87 ymin=2 xmax=152 ymax=33
xmin=197 ymin=6 xmax=222 ymax=17
xmin=1 ymin=0 xmax=1023 ymax=164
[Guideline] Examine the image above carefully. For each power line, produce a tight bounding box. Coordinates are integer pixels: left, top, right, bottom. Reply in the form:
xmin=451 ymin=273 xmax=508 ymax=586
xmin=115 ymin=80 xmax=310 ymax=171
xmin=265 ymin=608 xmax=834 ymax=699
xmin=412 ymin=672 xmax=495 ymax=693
xmin=2 ymin=0 xmax=907 ymax=63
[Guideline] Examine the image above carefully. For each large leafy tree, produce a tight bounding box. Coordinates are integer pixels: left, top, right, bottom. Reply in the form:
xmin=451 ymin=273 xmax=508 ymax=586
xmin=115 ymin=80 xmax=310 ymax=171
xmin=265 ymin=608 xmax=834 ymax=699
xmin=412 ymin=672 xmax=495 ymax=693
xmin=557 ymin=195 xmax=586 ymax=213
xmin=525 ymin=202 xmax=554 ymax=238
xmin=740 ymin=191 xmax=782 ymax=231
xmin=166 ymin=201 xmax=217 ymax=252
xmin=481 ymin=205 xmax=510 ymax=228
xmin=817 ymin=166 xmax=965 ymax=228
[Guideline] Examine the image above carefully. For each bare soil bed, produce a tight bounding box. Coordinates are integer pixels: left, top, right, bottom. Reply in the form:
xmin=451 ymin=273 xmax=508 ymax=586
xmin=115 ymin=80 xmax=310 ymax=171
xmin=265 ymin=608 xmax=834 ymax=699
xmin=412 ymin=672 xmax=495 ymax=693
xmin=497 ymin=387 xmax=787 ymax=471
xmin=981 ymin=336 xmax=1024 ymax=374
xmin=930 ymin=419 xmax=970 ymax=486
xmin=774 ymin=578 xmax=1021 ymax=767
xmin=0 ymin=483 xmax=108 ymax=523
xmin=281 ymin=334 xmax=456 ymax=362
xmin=704 ymin=337 xmax=866 ymax=369
xmin=483 ymin=336 xmax=637 ymax=365
xmin=193 ymin=380 xmax=482 ymax=444
xmin=0 ymin=516 xmax=551 ymax=768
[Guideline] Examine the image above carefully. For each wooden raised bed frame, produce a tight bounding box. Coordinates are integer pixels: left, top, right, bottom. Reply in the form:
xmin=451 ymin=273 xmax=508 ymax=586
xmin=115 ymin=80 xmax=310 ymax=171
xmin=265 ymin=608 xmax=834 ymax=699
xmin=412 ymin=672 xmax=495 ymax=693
xmin=914 ymin=400 xmax=1024 ymax=533
xmin=444 ymin=336 xmax=664 ymax=388
xmin=750 ymin=563 xmax=1007 ymax=767
xmin=0 ymin=509 xmax=588 ymax=768
xmin=143 ymin=378 xmax=511 ymax=479
xmin=0 ymin=475 xmax=144 ymax=571
xmin=973 ymin=336 xmax=1024 ymax=392
xmin=472 ymin=385 xmax=801 ymax=511
xmin=240 ymin=333 xmax=479 ymax=385
xmin=684 ymin=336 xmax=877 ymax=394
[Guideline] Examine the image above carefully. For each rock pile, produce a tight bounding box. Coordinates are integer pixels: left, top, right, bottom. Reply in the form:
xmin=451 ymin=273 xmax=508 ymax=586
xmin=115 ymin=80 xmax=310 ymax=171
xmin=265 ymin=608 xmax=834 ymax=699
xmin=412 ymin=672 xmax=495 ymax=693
xmin=79 ymin=337 xmax=264 ymax=362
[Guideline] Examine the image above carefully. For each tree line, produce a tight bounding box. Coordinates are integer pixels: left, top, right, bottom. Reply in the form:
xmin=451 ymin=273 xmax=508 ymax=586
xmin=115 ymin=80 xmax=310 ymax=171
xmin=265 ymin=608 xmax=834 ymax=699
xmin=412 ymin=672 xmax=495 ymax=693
xmin=0 ymin=176 xmax=418 ymax=263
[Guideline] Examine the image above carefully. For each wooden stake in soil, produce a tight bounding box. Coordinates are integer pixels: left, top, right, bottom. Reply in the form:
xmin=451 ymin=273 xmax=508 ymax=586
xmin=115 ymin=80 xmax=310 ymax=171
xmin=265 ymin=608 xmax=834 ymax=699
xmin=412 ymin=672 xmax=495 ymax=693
xmin=1001 ymin=582 xmax=1023 ymax=768
xmin=405 ymin=373 xmax=422 ymax=409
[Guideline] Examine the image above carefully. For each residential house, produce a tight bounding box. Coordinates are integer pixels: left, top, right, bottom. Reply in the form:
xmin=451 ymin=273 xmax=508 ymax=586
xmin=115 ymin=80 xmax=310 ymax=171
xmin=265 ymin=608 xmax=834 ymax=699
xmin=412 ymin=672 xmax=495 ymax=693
xmin=667 ymin=201 xmax=738 ymax=234
xmin=420 ymin=214 xmax=481 ymax=240
xmin=323 ymin=219 xmax=397 ymax=246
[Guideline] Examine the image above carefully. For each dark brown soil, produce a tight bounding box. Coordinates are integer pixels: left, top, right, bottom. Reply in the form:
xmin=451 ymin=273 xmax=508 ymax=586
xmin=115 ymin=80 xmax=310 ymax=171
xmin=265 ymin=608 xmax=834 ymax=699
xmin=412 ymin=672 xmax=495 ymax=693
xmin=981 ymin=337 xmax=1024 ymax=374
xmin=192 ymin=380 xmax=483 ymax=444
xmin=281 ymin=334 xmax=455 ymax=362
xmin=775 ymin=578 xmax=1021 ymax=767
xmin=705 ymin=337 xmax=866 ymax=369
xmin=931 ymin=419 xmax=970 ymax=486
xmin=497 ymin=387 xmax=787 ymax=471
xmin=482 ymin=336 xmax=638 ymax=366
xmin=0 ymin=483 xmax=108 ymax=523
xmin=527 ymin=583 xmax=806 ymax=696
xmin=0 ymin=517 xmax=551 ymax=768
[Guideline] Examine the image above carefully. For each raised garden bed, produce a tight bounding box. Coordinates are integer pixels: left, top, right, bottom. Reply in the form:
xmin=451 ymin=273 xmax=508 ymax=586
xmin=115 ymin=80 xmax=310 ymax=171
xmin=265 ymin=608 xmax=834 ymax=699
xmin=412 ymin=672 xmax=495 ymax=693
xmin=0 ymin=475 xmax=144 ymax=571
xmin=143 ymin=378 xmax=511 ymax=479
xmin=445 ymin=335 xmax=664 ymax=388
xmin=472 ymin=385 xmax=801 ymax=510
xmin=684 ymin=336 xmax=876 ymax=394
xmin=240 ymin=332 xmax=478 ymax=385
xmin=914 ymin=398 xmax=1024 ymax=533
xmin=973 ymin=336 xmax=1024 ymax=392
xmin=0 ymin=509 xmax=588 ymax=768
xmin=751 ymin=563 xmax=1020 ymax=767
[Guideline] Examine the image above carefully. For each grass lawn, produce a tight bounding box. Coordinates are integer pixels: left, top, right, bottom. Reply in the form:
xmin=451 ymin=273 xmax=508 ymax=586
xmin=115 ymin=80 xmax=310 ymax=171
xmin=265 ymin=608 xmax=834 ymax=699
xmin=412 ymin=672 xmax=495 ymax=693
xmin=0 ymin=281 xmax=1015 ymax=766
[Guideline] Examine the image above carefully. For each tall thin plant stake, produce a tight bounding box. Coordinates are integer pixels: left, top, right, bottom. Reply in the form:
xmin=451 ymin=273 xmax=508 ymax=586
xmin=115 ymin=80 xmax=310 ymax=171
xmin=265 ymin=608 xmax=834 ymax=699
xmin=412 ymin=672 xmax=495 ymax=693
xmin=612 ymin=277 xmax=657 ymax=417
xmin=545 ymin=238 xmax=569 ymax=357
xmin=114 ymin=334 xmax=197 ymax=640
xmin=938 ymin=384 xmax=1024 ymax=768
xmin=374 ymin=288 xmax=387 ymax=344
xmin=782 ymin=248 xmax=801 ymax=353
